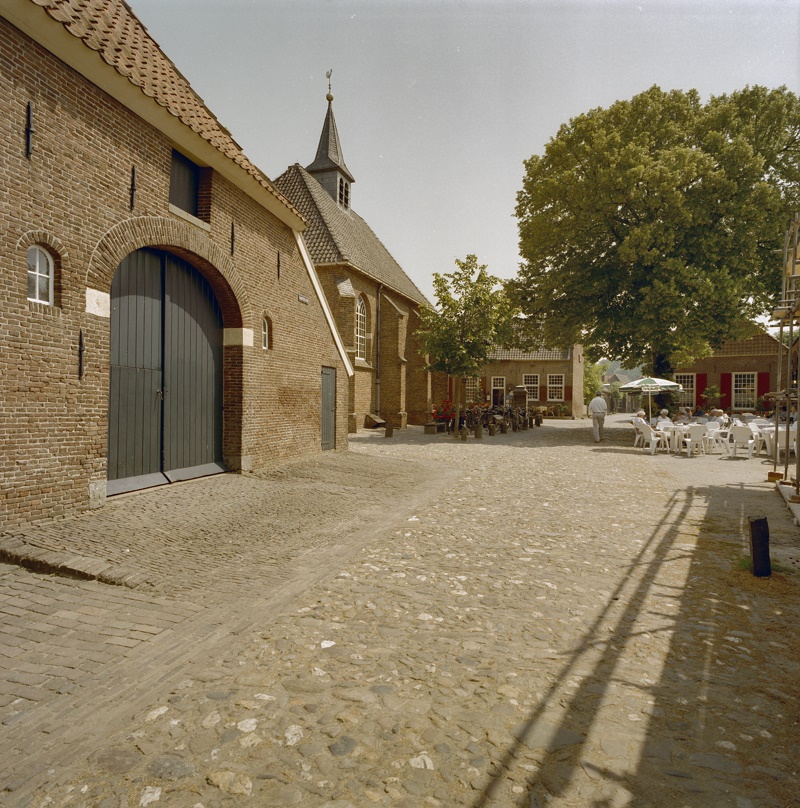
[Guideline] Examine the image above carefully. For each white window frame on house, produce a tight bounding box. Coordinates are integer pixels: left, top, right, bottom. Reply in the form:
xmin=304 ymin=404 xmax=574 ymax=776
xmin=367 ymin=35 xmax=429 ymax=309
xmin=523 ymin=373 xmax=539 ymax=402
xmin=465 ymin=377 xmax=479 ymax=403
xmin=491 ymin=376 xmax=505 ymax=404
xmin=27 ymin=244 xmax=53 ymax=305
xmin=547 ymin=374 xmax=565 ymax=401
xmin=732 ymin=372 xmax=757 ymax=410
xmin=674 ymin=373 xmax=695 ymax=408
xmin=355 ymin=296 xmax=367 ymax=360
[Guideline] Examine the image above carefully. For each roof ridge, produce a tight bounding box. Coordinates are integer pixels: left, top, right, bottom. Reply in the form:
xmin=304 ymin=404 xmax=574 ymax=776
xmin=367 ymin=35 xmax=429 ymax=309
xmin=28 ymin=0 xmax=303 ymax=222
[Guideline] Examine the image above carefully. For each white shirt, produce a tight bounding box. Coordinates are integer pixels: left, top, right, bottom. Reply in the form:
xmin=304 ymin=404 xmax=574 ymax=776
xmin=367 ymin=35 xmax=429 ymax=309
xmin=588 ymin=396 xmax=607 ymax=415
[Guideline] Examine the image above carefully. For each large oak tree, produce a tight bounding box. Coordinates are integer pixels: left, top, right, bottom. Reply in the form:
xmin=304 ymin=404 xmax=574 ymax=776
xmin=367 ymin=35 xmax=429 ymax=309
xmin=511 ymin=85 xmax=800 ymax=375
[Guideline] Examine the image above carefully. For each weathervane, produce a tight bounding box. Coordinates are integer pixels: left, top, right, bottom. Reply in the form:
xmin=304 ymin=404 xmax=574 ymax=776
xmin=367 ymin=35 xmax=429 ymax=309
xmin=326 ymin=69 xmax=333 ymax=94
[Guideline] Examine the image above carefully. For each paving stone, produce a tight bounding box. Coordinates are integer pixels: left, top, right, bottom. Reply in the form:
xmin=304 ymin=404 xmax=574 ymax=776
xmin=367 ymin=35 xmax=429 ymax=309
xmin=1 ymin=419 xmax=798 ymax=808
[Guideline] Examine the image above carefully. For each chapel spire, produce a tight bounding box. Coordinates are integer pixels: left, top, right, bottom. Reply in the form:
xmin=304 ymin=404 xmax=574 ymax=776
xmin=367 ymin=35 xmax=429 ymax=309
xmin=305 ymin=71 xmax=355 ymax=208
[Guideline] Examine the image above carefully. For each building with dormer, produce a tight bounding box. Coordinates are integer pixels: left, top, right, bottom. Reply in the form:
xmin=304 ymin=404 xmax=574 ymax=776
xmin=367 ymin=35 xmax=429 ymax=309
xmin=275 ymin=93 xmax=446 ymax=431
xmin=0 ymin=0 xmax=352 ymax=529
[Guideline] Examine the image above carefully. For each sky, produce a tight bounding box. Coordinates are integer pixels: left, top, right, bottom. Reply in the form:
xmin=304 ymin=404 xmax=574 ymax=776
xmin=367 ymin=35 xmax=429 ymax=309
xmin=130 ymin=0 xmax=800 ymax=304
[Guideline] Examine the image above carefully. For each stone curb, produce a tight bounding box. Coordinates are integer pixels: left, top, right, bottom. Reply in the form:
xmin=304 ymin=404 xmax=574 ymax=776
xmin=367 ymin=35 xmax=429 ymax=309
xmin=0 ymin=534 xmax=153 ymax=589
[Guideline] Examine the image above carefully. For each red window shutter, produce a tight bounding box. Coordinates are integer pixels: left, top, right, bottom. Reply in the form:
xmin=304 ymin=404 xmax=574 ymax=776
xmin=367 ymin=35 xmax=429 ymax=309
xmin=565 ymin=385 xmax=572 ymax=404
xmin=757 ymin=372 xmax=770 ymax=400
xmin=696 ymin=373 xmax=707 ymax=406
xmin=540 ymin=384 xmax=546 ymax=402
xmin=720 ymin=373 xmax=732 ymax=409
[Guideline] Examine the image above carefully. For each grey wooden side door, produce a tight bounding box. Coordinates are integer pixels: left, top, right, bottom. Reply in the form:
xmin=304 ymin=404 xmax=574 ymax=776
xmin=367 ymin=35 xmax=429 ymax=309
xmin=107 ymin=249 xmax=224 ymax=495
xmin=321 ymin=366 xmax=336 ymax=451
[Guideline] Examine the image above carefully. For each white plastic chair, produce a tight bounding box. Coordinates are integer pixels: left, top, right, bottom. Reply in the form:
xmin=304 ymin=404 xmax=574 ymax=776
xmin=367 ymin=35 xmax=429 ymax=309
xmin=682 ymin=424 xmax=707 ymax=456
xmin=639 ymin=423 xmax=667 ymax=455
xmin=728 ymin=425 xmax=756 ymax=458
xmin=709 ymin=426 xmax=731 ymax=453
xmin=772 ymin=427 xmax=797 ymax=462
xmin=748 ymin=424 xmax=768 ymax=456
xmin=703 ymin=425 xmax=722 ymax=453
xmin=632 ymin=421 xmax=644 ymax=448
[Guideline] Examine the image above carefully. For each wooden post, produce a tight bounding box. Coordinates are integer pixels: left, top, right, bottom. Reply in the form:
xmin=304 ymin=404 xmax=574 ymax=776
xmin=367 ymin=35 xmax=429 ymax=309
xmin=748 ymin=516 xmax=771 ymax=577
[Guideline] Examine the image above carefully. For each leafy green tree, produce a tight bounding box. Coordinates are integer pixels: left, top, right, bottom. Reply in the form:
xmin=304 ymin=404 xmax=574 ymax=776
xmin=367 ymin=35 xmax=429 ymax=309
xmin=511 ymin=85 xmax=800 ymax=376
xmin=583 ymin=361 xmax=607 ymax=406
xmin=417 ymin=255 xmax=517 ymax=428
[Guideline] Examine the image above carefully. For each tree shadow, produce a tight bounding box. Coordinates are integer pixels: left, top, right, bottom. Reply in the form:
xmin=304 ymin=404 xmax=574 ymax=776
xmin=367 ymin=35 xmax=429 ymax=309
xmin=468 ymin=480 xmax=800 ymax=807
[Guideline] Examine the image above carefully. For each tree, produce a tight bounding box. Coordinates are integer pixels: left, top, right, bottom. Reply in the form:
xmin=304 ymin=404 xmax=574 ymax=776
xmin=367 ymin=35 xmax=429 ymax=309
xmin=583 ymin=361 xmax=607 ymax=406
xmin=417 ymin=254 xmax=516 ymax=427
xmin=511 ymin=85 xmax=800 ymax=376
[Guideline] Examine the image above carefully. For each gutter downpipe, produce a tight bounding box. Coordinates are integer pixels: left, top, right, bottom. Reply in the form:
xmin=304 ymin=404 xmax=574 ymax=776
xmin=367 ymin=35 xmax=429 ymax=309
xmin=375 ymin=284 xmax=382 ymax=416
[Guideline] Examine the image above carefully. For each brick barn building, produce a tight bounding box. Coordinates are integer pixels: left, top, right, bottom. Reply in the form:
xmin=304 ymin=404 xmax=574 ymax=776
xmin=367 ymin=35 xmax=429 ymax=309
xmin=671 ymin=331 xmax=782 ymax=412
xmin=275 ymin=94 xmax=444 ymax=431
xmin=0 ymin=0 xmax=353 ymax=529
xmin=465 ymin=345 xmax=584 ymax=417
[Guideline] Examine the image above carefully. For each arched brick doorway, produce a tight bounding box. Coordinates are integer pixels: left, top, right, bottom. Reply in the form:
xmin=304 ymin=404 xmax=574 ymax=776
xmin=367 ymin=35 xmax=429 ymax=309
xmin=107 ymin=248 xmax=225 ymax=494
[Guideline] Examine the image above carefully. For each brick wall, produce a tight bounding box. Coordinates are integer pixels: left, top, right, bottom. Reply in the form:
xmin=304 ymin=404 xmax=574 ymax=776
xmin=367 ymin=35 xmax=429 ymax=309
xmin=316 ymin=266 xmax=432 ymax=430
xmin=481 ymin=355 xmax=582 ymax=415
xmin=0 ymin=18 xmax=348 ymax=529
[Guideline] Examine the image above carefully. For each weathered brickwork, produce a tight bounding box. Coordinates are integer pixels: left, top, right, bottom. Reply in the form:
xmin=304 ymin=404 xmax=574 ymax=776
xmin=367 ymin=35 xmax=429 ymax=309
xmin=316 ymin=266 xmax=433 ymax=431
xmin=479 ymin=346 xmax=584 ymax=416
xmin=673 ymin=333 xmax=781 ymax=411
xmin=0 ymin=17 xmax=348 ymax=529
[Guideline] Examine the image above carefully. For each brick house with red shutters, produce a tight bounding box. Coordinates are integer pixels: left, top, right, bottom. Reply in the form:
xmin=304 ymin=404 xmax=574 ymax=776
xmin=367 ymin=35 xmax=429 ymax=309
xmin=275 ymin=93 xmax=445 ymax=431
xmin=1 ymin=0 xmax=352 ymax=529
xmin=671 ymin=331 xmax=781 ymax=412
xmin=461 ymin=344 xmax=584 ymax=416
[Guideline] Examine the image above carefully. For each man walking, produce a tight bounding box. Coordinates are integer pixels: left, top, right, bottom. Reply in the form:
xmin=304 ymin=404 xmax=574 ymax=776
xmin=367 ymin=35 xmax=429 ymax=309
xmin=588 ymin=390 xmax=608 ymax=443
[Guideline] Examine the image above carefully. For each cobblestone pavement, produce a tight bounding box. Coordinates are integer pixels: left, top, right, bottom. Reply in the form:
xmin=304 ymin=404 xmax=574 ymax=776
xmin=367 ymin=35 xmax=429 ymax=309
xmin=1 ymin=417 xmax=799 ymax=808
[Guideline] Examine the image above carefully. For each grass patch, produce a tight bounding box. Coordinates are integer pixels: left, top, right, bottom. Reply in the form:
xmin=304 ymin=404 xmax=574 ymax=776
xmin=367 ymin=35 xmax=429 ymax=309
xmin=735 ymin=554 xmax=794 ymax=575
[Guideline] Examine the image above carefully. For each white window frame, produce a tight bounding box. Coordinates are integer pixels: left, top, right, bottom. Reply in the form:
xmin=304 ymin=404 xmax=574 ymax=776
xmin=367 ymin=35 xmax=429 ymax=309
xmin=523 ymin=373 xmax=539 ymax=402
xmin=732 ymin=372 xmax=757 ymax=410
xmin=491 ymin=376 xmax=506 ymax=406
xmin=674 ymin=373 xmax=695 ymax=408
xmin=355 ymin=296 xmax=367 ymax=360
xmin=547 ymin=374 xmax=565 ymax=402
xmin=27 ymin=245 xmax=53 ymax=306
xmin=465 ymin=377 xmax=479 ymax=404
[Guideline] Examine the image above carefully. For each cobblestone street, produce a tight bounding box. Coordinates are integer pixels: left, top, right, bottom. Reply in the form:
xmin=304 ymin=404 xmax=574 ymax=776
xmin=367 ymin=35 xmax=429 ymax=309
xmin=1 ymin=416 xmax=799 ymax=807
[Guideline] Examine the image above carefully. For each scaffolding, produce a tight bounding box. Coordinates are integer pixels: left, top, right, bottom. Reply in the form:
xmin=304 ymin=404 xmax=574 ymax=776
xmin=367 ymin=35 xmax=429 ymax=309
xmin=768 ymin=213 xmax=800 ymax=488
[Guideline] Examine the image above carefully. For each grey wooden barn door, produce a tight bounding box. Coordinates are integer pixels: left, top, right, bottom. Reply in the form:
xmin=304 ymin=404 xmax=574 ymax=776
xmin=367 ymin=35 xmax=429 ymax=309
xmin=321 ymin=366 xmax=336 ymax=451
xmin=107 ymin=249 xmax=224 ymax=495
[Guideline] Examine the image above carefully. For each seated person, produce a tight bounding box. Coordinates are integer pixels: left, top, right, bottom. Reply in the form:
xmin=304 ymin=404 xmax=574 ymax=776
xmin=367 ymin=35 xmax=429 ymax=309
xmin=631 ymin=410 xmax=648 ymax=429
xmin=656 ymin=409 xmax=673 ymax=428
xmin=707 ymin=409 xmax=725 ymax=426
xmin=674 ymin=408 xmax=690 ymax=423
xmin=692 ymin=405 xmax=705 ymax=418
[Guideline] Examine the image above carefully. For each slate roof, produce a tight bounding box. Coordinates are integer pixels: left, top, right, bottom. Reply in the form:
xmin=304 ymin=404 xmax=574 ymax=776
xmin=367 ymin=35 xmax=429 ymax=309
xmin=487 ymin=347 xmax=571 ymax=361
xmin=26 ymin=0 xmax=301 ymax=221
xmin=306 ymin=98 xmax=355 ymax=183
xmin=275 ymin=163 xmax=430 ymax=307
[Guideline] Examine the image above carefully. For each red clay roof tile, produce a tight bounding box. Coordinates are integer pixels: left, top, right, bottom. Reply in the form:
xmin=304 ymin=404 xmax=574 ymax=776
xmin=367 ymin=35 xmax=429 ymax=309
xmin=27 ymin=0 xmax=303 ymax=222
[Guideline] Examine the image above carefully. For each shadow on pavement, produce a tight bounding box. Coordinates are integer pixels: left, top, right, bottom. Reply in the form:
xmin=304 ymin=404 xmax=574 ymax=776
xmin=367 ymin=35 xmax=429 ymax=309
xmin=467 ymin=480 xmax=800 ymax=807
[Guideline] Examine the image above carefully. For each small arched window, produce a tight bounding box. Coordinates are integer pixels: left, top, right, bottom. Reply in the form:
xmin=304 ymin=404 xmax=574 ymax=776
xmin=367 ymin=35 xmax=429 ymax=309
xmin=262 ymin=316 xmax=273 ymax=350
xmin=27 ymin=245 xmax=54 ymax=305
xmin=355 ymin=296 xmax=366 ymax=360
